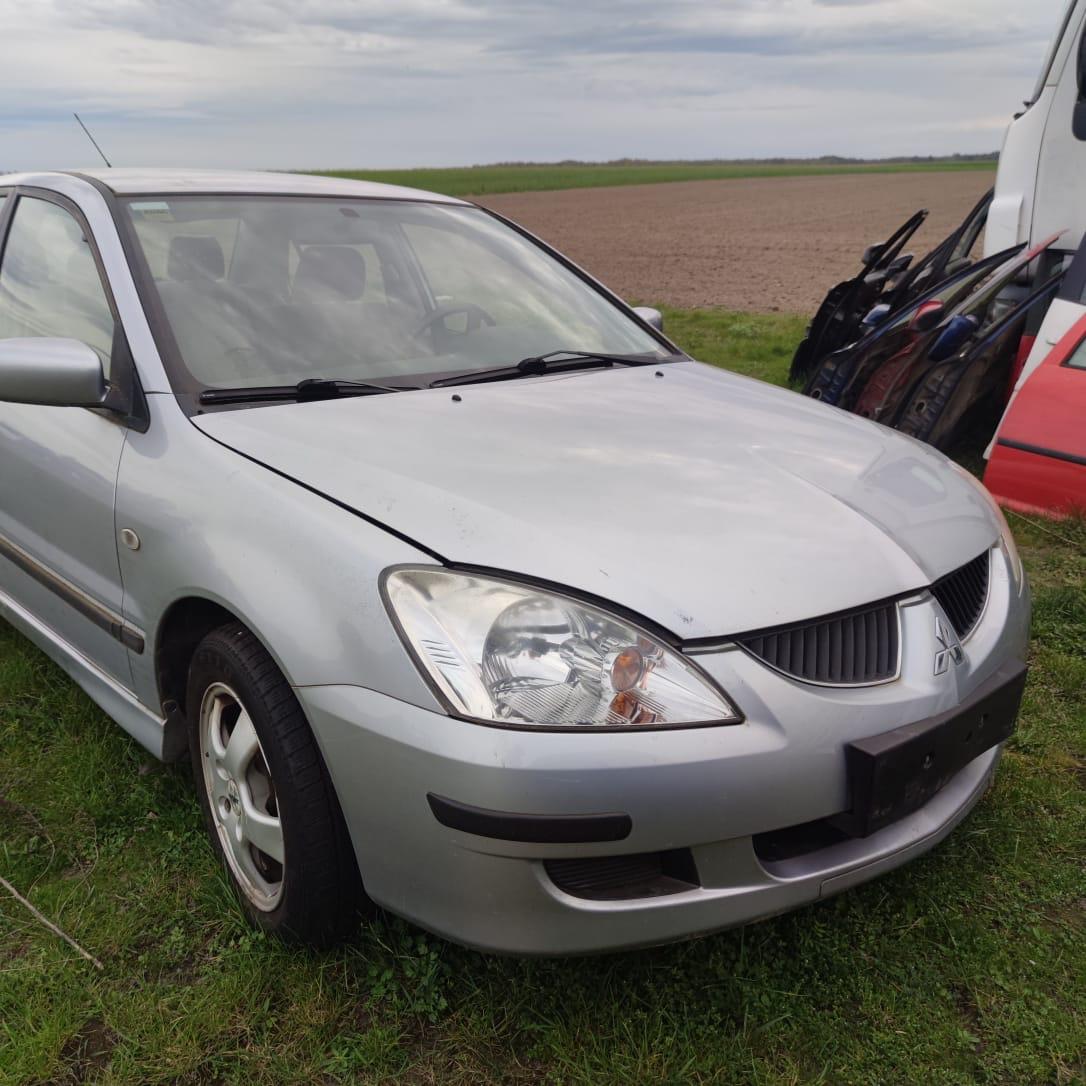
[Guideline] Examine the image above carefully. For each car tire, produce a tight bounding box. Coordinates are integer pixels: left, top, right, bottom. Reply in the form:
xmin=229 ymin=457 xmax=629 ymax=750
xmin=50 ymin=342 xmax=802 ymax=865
xmin=187 ymin=622 xmax=367 ymax=946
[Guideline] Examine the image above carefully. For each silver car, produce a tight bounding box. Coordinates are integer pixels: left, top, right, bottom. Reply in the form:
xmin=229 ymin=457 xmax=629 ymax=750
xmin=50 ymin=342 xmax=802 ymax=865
xmin=0 ymin=170 xmax=1030 ymax=954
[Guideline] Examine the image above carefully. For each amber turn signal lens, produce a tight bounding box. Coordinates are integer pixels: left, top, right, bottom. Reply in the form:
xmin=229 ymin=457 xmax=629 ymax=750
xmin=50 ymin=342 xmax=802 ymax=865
xmin=610 ymin=647 xmax=646 ymax=692
xmin=609 ymin=690 xmax=658 ymax=725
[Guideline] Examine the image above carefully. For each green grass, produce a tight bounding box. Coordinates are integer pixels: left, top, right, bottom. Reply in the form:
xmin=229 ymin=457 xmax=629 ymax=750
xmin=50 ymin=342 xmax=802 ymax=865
xmin=315 ymin=159 xmax=996 ymax=198
xmin=659 ymin=306 xmax=810 ymax=386
xmin=1 ymin=311 xmax=1083 ymax=1085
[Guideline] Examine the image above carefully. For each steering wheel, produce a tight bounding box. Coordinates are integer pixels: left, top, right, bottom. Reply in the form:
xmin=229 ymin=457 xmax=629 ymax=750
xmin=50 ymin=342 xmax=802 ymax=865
xmin=412 ymin=303 xmax=497 ymax=342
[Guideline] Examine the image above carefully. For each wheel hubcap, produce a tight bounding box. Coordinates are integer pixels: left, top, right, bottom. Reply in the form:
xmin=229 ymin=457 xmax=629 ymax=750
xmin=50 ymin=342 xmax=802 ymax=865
xmin=199 ymin=682 xmax=284 ymax=911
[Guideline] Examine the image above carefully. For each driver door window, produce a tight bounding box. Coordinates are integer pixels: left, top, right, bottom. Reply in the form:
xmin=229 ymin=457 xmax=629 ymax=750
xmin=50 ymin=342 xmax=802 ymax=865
xmin=0 ymin=196 xmax=116 ymax=377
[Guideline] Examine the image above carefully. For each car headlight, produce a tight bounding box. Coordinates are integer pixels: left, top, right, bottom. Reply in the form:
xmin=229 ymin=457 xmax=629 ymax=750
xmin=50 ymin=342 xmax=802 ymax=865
xmin=383 ymin=568 xmax=742 ymax=729
xmin=997 ymin=512 xmax=1025 ymax=591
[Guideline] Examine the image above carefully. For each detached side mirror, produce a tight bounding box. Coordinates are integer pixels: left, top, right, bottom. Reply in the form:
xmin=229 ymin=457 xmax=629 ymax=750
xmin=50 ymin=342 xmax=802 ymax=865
xmin=0 ymin=338 xmax=108 ymax=408
xmin=926 ymin=314 xmax=980 ymax=363
xmin=909 ymin=300 xmax=946 ymax=334
xmin=632 ymin=306 xmax=664 ymax=333
xmin=861 ymin=303 xmax=892 ymax=329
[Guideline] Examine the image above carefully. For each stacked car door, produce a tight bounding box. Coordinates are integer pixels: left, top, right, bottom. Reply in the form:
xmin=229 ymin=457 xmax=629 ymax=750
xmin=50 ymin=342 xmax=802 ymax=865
xmin=985 ymin=312 xmax=1086 ymax=515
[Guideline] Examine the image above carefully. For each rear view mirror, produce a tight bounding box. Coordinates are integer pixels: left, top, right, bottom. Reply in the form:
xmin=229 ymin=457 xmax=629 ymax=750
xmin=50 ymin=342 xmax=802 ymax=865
xmin=632 ymin=306 xmax=664 ymax=333
xmin=862 ymin=243 xmax=885 ymax=265
xmin=0 ymin=338 xmax=108 ymax=408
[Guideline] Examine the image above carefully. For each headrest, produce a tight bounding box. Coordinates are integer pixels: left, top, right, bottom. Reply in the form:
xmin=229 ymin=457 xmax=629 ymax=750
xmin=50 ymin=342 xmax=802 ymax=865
xmin=293 ymin=246 xmax=367 ymax=302
xmin=168 ymin=235 xmax=225 ymax=282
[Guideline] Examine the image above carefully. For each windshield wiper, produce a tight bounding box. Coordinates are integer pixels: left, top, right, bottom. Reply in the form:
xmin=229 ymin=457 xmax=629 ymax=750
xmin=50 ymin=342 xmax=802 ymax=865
xmin=428 ymin=350 xmax=664 ymax=389
xmin=198 ymin=377 xmax=423 ymax=406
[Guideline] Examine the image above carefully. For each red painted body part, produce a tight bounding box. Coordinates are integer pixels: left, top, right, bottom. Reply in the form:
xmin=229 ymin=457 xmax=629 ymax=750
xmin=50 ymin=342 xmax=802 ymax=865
xmin=985 ymin=314 xmax=1086 ymax=517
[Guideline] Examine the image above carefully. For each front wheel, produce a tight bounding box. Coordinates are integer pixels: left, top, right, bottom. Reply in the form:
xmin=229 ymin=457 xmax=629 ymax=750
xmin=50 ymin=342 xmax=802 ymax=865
xmin=187 ymin=623 xmax=366 ymax=945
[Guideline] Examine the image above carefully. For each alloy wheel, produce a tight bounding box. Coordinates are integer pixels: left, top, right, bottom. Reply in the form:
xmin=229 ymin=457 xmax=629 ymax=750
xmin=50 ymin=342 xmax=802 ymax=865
xmin=198 ymin=681 xmax=285 ymax=911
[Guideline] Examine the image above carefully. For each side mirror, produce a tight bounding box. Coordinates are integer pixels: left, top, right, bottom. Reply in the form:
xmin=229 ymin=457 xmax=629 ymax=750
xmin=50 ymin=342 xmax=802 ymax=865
xmin=0 ymin=338 xmax=108 ymax=408
xmin=862 ymin=243 xmax=885 ymax=265
xmin=909 ymin=300 xmax=945 ymax=334
xmin=861 ymin=303 xmax=892 ymax=329
xmin=632 ymin=306 xmax=664 ymax=333
xmin=926 ymin=314 xmax=980 ymax=363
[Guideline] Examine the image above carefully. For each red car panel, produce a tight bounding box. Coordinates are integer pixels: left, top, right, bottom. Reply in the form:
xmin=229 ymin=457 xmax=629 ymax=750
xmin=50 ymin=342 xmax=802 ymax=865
xmin=985 ymin=313 xmax=1086 ymax=517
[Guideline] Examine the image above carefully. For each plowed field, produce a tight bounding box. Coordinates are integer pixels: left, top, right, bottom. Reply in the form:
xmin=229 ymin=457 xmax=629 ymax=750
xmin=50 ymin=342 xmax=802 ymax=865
xmin=481 ymin=170 xmax=995 ymax=313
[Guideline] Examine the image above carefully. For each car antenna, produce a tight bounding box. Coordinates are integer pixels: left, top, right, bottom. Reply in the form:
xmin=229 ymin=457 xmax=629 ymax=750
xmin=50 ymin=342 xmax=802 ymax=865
xmin=73 ymin=112 xmax=112 ymax=168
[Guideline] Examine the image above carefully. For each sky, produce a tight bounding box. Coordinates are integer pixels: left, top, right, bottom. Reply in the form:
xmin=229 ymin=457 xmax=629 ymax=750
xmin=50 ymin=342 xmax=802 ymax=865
xmin=0 ymin=0 xmax=1072 ymax=170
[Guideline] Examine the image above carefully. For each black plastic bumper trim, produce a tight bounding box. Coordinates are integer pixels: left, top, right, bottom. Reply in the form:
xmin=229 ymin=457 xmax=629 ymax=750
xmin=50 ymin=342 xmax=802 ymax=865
xmin=427 ymin=793 xmax=632 ymax=843
xmin=996 ymin=437 xmax=1086 ymax=468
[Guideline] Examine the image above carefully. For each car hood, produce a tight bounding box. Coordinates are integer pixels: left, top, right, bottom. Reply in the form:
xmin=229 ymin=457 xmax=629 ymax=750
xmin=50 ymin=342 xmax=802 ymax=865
xmin=193 ymin=362 xmax=1000 ymax=639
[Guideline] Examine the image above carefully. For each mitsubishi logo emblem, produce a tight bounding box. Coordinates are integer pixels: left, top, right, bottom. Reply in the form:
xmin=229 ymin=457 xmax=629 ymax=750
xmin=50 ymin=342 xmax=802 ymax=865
xmin=934 ymin=615 xmax=965 ymax=675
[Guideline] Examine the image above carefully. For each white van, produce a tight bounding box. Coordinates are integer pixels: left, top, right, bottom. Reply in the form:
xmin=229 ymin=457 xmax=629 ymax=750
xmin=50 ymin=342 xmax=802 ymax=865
xmin=987 ymin=1 xmax=1086 ymax=386
xmin=988 ymin=1 xmax=1086 ymax=258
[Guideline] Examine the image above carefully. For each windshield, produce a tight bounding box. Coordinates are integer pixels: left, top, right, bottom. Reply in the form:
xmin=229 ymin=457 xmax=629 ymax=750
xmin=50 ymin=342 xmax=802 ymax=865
xmin=1028 ymin=0 xmax=1079 ymax=106
xmin=122 ymin=196 xmax=669 ymax=398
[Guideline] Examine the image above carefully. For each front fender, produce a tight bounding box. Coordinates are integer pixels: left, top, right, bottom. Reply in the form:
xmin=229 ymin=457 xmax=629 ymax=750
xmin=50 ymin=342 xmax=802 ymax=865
xmin=116 ymin=395 xmax=443 ymax=717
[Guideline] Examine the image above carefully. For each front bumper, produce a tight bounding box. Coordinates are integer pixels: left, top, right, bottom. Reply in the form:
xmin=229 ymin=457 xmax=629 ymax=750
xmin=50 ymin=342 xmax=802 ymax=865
xmin=300 ymin=545 xmax=1029 ymax=954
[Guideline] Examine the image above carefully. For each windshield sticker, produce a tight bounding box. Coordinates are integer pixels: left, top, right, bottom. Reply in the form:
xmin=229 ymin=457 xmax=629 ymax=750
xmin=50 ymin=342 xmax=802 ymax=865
xmin=130 ymin=201 xmax=174 ymax=221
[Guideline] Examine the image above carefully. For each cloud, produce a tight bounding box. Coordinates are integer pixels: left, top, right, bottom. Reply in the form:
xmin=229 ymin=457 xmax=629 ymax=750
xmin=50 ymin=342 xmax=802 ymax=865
xmin=0 ymin=0 xmax=1069 ymax=168
xmin=52 ymin=0 xmax=1054 ymax=58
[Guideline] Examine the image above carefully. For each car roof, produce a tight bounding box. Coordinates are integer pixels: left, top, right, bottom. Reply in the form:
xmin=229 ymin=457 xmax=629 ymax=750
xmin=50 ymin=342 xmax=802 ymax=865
xmin=0 ymin=168 xmax=469 ymax=205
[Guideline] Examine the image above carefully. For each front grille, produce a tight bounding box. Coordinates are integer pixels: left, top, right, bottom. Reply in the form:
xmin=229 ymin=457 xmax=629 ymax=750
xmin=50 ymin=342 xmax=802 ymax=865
xmin=737 ymin=600 xmax=899 ymax=686
xmin=931 ymin=551 xmax=990 ymax=639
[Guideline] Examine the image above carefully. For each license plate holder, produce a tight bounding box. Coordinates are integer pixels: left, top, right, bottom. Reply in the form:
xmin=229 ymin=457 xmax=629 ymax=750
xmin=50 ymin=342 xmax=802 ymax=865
xmin=832 ymin=660 xmax=1028 ymax=838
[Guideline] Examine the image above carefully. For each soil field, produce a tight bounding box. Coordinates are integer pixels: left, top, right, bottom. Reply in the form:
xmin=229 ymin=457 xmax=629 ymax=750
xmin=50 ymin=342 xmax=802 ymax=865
xmin=480 ymin=169 xmax=996 ymax=314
